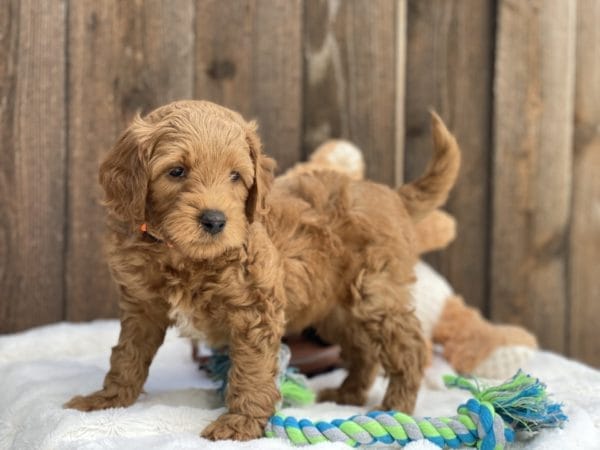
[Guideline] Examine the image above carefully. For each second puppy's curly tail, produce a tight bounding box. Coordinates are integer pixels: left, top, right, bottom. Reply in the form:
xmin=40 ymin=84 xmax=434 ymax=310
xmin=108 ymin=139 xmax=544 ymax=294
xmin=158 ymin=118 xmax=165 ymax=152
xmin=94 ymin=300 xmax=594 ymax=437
xmin=398 ymin=112 xmax=461 ymax=221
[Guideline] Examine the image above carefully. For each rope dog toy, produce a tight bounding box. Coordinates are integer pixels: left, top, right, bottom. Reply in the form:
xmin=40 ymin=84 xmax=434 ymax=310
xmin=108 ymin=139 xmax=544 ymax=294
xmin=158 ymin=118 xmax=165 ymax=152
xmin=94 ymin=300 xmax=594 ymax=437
xmin=201 ymin=344 xmax=315 ymax=407
xmin=201 ymin=348 xmax=566 ymax=449
xmin=265 ymin=370 xmax=567 ymax=449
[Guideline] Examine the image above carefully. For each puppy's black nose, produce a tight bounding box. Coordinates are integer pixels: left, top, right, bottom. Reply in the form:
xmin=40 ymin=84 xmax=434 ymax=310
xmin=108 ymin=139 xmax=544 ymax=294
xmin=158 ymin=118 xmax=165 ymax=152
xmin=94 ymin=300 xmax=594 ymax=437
xmin=198 ymin=209 xmax=227 ymax=235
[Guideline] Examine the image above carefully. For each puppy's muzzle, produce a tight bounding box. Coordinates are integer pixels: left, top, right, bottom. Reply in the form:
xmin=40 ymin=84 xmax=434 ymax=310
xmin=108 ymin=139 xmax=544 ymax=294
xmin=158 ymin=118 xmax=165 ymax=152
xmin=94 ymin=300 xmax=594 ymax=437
xmin=198 ymin=209 xmax=227 ymax=235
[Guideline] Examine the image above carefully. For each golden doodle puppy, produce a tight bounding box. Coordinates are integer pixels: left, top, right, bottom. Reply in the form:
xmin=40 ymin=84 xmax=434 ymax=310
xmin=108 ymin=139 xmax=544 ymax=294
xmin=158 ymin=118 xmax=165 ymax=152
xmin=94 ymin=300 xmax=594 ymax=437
xmin=65 ymin=100 xmax=460 ymax=441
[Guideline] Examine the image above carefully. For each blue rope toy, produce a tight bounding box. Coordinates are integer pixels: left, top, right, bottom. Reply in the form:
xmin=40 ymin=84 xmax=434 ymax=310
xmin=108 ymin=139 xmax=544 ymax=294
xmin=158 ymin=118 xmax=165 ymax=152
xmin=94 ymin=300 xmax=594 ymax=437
xmin=201 ymin=344 xmax=315 ymax=408
xmin=203 ymin=348 xmax=567 ymax=449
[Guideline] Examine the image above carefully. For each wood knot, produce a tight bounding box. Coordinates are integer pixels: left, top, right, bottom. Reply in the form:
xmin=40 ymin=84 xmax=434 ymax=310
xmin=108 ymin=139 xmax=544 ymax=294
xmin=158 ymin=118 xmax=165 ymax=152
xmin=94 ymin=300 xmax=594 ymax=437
xmin=87 ymin=12 xmax=98 ymax=31
xmin=207 ymin=59 xmax=236 ymax=80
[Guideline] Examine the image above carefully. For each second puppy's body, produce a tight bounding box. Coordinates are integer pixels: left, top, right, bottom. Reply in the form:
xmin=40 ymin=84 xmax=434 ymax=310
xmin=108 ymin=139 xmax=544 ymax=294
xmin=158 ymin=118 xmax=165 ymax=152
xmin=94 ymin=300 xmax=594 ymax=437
xmin=65 ymin=101 xmax=460 ymax=441
xmin=271 ymin=172 xmax=418 ymax=333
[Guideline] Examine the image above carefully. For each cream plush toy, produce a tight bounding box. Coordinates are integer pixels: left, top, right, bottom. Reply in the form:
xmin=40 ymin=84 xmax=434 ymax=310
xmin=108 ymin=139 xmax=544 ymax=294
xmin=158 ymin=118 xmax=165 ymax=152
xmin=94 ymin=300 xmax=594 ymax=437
xmin=284 ymin=139 xmax=538 ymax=379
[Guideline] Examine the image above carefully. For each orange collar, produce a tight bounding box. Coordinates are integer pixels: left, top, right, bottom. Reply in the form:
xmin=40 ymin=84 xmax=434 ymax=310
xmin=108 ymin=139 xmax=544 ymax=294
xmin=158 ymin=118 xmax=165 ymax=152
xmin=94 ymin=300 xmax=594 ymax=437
xmin=139 ymin=223 xmax=173 ymax=248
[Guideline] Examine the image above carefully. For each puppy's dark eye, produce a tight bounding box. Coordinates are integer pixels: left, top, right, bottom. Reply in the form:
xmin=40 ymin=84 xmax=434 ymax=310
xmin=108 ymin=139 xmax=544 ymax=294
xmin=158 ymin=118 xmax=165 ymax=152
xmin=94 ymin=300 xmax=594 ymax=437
xmin=168 ymin=167 xmax=186 ymax=178
xmin=229 ymin=171 xmax=241 ymax=182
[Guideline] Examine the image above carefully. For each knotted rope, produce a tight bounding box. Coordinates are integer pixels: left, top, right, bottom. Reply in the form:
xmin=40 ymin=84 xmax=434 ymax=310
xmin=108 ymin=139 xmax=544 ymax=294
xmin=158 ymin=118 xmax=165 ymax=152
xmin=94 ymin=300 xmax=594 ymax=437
xmin=265 ymin=371 xmax=567 ymax=449
xmin=201 ymin=343 xmax=315 ymax=408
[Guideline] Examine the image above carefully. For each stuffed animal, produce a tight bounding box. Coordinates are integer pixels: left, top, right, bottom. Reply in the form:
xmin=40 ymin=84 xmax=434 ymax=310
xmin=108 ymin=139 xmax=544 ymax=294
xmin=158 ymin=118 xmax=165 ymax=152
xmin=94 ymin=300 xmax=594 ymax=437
xmin=286 ymin=140 xmax=538 ymax=380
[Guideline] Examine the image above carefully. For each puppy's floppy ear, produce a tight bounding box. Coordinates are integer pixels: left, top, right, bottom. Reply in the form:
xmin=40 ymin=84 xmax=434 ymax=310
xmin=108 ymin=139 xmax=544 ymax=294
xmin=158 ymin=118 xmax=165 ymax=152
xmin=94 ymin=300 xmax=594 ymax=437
xmin=244 ymin=121 xmax=276 ymax=223
xmin=99 ymin=114 xmax=155 ymax=226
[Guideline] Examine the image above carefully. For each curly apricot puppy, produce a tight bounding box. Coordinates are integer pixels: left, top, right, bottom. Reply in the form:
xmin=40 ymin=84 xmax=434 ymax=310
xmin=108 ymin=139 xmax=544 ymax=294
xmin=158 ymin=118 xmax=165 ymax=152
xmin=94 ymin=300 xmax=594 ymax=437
xmin=64 ymin=100 xmax=460 ymax=441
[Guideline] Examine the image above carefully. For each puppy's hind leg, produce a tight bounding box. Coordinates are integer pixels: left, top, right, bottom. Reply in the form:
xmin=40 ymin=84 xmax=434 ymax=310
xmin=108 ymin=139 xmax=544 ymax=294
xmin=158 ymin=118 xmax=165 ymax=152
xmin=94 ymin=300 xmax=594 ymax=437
xmin=316 ymin=310 xmax=380 ymax=406
xmin=322 ymin=263 xmax=426 ymax=413
xmin=376 ymin=302 xmax=426 ymax=413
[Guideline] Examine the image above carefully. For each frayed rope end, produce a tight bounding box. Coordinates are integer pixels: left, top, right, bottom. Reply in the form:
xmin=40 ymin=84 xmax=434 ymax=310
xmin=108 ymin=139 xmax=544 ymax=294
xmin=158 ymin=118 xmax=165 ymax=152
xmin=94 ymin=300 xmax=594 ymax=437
xmin=444 ymin=370 xmax=568 ymax=432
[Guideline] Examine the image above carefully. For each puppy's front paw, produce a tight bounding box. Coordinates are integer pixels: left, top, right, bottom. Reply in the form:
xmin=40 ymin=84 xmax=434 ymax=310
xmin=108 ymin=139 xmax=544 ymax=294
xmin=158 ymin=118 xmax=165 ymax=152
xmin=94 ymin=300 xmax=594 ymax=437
xmin=64 ymin=388 xmax=136 ymax=411
xmin=201 ymin=413 xmax=264 ymax=441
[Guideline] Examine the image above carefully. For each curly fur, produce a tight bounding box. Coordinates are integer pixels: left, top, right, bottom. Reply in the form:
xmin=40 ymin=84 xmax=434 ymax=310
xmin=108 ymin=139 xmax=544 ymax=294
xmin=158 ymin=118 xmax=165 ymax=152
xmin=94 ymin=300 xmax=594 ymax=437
xmin=64 ymin=100 xmax=460 ymax=441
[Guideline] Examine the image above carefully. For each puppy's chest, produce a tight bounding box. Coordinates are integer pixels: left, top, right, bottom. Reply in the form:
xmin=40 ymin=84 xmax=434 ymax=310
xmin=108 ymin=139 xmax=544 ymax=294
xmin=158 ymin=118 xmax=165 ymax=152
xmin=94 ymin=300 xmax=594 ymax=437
xmin=160 ymin=263 xmax=243 ymax=346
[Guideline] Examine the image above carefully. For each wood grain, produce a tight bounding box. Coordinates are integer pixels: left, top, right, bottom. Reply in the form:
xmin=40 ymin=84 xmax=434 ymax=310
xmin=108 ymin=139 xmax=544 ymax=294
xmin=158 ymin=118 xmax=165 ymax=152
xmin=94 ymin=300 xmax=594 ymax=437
xmin=491 ymin=0 xmax=576 ymax=353
xmin=404 ymin=0 xmax=495 ymax=313
xmin=66 ymin=0 xmax=195 ymax=321
xmin=195 ymin=0 xmax=302 ymax=171
xmin=0 ymin=0 xmax=67 ymax=332
xmin=568 ymin=0 xmax=600 ymax=367
xmin=303 ymin=0 xmax=400 ymax=185
xmin=0 ymin=0 xmax=598 ymax=367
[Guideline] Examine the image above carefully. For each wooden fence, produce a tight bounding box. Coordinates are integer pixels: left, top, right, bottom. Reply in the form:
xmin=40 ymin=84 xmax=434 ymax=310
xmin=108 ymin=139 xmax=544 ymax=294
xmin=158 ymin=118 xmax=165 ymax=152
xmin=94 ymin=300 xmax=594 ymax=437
xmin=1 ymin=0 xmax=598 ymax=367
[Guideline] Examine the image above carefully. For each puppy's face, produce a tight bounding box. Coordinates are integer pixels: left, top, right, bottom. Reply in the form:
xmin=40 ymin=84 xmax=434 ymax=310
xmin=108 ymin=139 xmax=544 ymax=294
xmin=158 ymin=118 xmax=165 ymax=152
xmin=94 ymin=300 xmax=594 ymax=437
xmin=148 ymin=119 xmax=254 ymax=260
xmin=99 ymin=101 xmax=275 ymax=260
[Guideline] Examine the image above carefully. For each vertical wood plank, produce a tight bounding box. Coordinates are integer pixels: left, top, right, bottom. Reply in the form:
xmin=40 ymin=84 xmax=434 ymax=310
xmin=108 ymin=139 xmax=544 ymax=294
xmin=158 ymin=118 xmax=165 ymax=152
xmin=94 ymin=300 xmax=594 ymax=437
xmin=395 ymin=0 xmax=407 ymax=185
xmin=491 ymin=0 xmax=576 ymax=353
xmin=303 ymin=0 xmax=400 ymax=185
xmin=404 ymin=0 xmax=495 ymax=312
xmin=66 ymin=0 xmax=195 ymax=321
xmin=569 ymin=0 xmax=600 ymax=367
xmin=0 ymin=0 xmax=67 ymax=332
xmin=195 ymin=0 xmax=302 ymax=171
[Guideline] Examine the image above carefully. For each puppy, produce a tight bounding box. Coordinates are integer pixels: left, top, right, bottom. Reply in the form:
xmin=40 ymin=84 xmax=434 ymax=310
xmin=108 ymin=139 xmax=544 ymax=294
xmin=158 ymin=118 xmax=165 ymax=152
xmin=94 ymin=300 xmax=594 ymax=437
xmin=65 ymin=100 xmax=460 ymax=441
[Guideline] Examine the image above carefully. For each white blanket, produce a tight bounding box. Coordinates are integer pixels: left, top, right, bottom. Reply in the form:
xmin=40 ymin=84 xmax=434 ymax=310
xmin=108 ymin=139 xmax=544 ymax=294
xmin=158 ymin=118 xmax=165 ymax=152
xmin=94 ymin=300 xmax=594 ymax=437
xmin=1 ymin=321 xmax=599 ymax=450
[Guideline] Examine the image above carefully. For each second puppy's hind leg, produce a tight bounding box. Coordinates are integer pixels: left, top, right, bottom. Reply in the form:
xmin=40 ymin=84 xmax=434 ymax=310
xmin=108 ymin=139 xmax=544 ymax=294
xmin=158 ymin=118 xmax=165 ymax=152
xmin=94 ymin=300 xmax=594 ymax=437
xmin=316 ymin=310 xmax=380 ymax=406
xmin=348 ymin=266 xmax=426 ymax=413
xmin=377 ymin=305 xmax=426 ymax=412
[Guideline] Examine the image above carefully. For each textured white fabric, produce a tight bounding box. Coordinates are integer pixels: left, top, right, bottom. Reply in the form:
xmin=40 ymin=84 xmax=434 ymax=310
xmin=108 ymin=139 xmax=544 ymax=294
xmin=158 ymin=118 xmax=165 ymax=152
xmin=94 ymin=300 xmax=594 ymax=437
xmin=1 ymin=321 xmax=599 ymax=450
xmin=411 ymin=261 xmax=453 ymax=338
xmin=472 ymin=346 xmax=537 ymax=380
xmin=323 ymin=141 xmax=364 ymax=174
